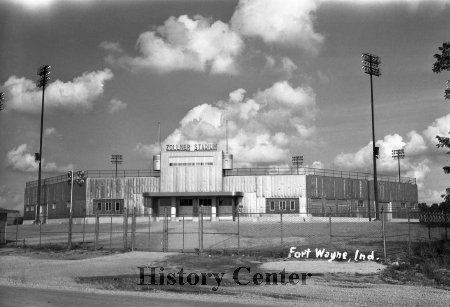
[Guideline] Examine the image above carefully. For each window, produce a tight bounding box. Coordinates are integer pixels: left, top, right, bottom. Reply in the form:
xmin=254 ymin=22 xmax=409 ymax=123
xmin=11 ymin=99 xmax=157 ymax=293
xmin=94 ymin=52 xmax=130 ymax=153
xmin=401 ymin=203 xmax=406 ymax=209
xmin=199 ymin=199 xmax=212 ymax=206
xmin=180 ymin=199 xmax=193 ymax=206
xmin=52 ymin=203 xmax=56 ymax=210
xmin=290 ymin=201 xmax=295 ymax=211
xmin=67 ymin=202 xmax=70 ymax=208
xmin=358 ymin=200 xmax=364 ymax=207
xmin=93 ymin=199 xmax=124 ymax=214
xmin=30 ymin=205 xmax=34 ymax=212
xmin=279 ymin=201 xmax=286 ymax=211
xmin=270 ymin=201 xmax=275 ymax=211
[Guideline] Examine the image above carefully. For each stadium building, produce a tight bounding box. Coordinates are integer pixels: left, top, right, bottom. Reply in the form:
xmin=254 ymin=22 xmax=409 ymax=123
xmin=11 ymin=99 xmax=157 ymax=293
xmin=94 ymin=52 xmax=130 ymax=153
xmin=23 ymin=143 xmax=418 ymax=224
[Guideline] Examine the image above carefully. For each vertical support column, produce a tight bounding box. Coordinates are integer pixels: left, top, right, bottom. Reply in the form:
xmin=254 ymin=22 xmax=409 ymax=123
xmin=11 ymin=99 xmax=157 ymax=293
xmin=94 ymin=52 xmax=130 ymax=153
xmin=211 ymin=197 xmax=217 ymax=221
xmin=381 ymin=206 xmax=386 ymax=261
xmin=131 ymin=208 xmax=136 ymax=251
xmin=94 ymin=213 xmax=99 ymax=251
xmin=170 ymin=197 xmax=176 ymax=221
xmin=123 ymin=211 xmax=128 ymax=250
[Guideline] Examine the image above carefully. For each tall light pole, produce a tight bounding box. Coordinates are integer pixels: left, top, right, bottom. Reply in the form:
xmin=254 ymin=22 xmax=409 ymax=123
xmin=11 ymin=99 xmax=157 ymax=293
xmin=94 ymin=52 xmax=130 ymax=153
xmin=35 ymin=65 xmax=51 ymax=224
xmin=111 ymin=154 xmax=123 ymax=177
xmin=292 ymin=155 xmax=303 ymax=174
xmin=0 ymin=92 xmax=5 ymax=111
xmin=392 ymin=149 xmax=405 ymax=183
xmin=362 ymin=53 xmax=381 ymax=220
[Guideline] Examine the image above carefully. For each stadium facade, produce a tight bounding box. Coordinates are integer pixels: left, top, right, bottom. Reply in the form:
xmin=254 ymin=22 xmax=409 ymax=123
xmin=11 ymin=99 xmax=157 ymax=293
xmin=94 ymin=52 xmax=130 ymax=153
xmin=23 ymin=144 xmax=418 ymax=223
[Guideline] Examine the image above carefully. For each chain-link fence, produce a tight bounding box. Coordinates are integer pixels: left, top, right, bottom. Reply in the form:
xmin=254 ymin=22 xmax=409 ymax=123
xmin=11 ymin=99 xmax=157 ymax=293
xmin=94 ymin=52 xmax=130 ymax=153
xmin=4 ymin=208 xmax=448 ymax=261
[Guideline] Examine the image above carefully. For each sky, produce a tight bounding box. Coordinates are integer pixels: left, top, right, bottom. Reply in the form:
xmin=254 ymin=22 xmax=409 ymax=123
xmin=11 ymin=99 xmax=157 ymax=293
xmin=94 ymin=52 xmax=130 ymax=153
xmin=0 ymin=0 xmax=449 ymax=213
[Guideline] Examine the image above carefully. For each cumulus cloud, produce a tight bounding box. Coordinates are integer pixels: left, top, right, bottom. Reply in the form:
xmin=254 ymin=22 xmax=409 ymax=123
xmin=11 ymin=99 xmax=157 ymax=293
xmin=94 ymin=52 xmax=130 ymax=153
xmin=5 ymin=144 xmax=73 ymax=173
xmin=135 ymin=81 xmax=317 ymax=166
xmin=333 ymin=113 xmax=450 ymax=197
xmin=2 ymin=69 xmax=113 ymax=113
xmin=262 ymin=56 xmax=299 ymax=79
xmin=44 ymin=127 xmax=58 ymax=136
xmin=109 ymin=15 xmax=244 ymax=75
xmin=108 ymin=98 xmax=127 ymax=113
xmin=99 ymin=41 xmax=123 ymax=53
xmin=231 ymin=0 xmax=324 ymax=53
xmin=311 ymin=161 xmax=325 ymax=169
xmin=0 ymin=185 xmax=23 ymax=212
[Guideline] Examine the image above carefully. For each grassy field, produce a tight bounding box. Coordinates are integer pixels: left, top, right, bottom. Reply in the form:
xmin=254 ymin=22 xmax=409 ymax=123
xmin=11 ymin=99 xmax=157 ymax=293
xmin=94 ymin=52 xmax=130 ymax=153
xmin=5 ymin=218 xmax=443 ymax=259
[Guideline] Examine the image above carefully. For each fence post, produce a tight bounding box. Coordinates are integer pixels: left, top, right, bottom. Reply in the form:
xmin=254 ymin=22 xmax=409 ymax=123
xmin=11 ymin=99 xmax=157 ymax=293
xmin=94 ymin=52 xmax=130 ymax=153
xmin=163 ymin=209 xmax=168 ymax=252
xmin=68 ymin=207 xmax=73 ymax=250
xmin=82 ymin=217 xmax=85 ymax=244
xmin=237 ymin=211 xmax=240 ymax=254
xmin=381 ymin=207 xmax=386 ymax=262
xmin=110 ymin=215 xmax=113 ymax=251
xmin=329 ymin=209 xmax=332 ymax=242
xmin=15 ymin=220 xmax=18 ymax=247
xmin=428 ymin=212 xmax=431 ymax=241
xmin=39 ymin=221 xmax=42 ymax=247
xmin=123 ymin=211 xmax=128 ymax=250
xmin=280 ymin=212 xmax=284 ymax=250
xmin=445 ymin=211 xmax=448 ymax=241
xmin=200 ymin=209 xmax=204 ymax=252
xmin=131 ymin=208 xmax=136 ymax=251
xmin=148 ymin=214 xmax=151 ymax=250
xmin=407 ymin=205 xmax=411 ymax=257
xmin=94 ymin=213 xmax=99 ymax=251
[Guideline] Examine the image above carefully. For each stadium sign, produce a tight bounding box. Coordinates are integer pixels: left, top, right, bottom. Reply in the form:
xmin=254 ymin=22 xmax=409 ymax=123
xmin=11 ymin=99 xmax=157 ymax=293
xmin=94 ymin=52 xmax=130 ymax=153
xmin=166 ymin=143 xmax=218 ymax=151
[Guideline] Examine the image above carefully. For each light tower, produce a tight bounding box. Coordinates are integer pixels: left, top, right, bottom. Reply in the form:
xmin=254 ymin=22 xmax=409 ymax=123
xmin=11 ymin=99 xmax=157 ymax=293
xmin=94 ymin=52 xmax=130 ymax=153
xmin=362 ymin=53 xmax=381 ymax=220
xmin=35 ymin=65 xmax=51 ymax=224
xmin=292 ymin=156 xmax=303 ymax=174
xmin=392 ymin=149 xmax=405 ymax=183
xmin=111 ymin=154 xmax=123 ymax=177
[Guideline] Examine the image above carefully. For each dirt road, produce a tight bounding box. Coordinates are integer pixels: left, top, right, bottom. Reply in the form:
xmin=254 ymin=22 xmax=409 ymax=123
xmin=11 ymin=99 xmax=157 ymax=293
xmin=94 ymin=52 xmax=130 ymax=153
xmin=0 ymin=250 xmax=449 ymax=306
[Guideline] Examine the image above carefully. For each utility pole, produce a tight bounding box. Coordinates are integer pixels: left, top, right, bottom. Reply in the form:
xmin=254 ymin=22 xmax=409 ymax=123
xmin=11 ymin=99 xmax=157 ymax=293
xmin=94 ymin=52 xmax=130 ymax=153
xmin=111 ymin=154 xmax=123 ymax=177
xmin=292 ymin=156 xmax=303 ymax=174
xmin=392 ymin=149 xmax=405 ymax=183
xmin=362 ymin=53 xmax=381 ymax=220
xmin=35 ymin=65 xmax=51 ymax=224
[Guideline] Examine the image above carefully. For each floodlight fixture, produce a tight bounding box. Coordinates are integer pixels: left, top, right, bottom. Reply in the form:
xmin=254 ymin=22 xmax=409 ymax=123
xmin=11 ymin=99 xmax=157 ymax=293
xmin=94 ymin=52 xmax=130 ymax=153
xmin=361 ymin=53 xmax=382 ymax=221
xmin=111 ymin=154 xmax=123 ymax=177
xmin=392 ymin=149 xmax=405 ymax=183
xmin=35 ymin=64 xmax=51 ymax=224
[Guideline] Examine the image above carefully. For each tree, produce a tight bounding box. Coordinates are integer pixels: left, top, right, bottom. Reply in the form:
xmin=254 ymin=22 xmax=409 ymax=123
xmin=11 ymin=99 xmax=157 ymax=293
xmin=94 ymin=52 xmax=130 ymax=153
xmin=433 ymin=41 xmax=450 ymax=202
xmin=0 ymin=92 xmax=4 ymax=111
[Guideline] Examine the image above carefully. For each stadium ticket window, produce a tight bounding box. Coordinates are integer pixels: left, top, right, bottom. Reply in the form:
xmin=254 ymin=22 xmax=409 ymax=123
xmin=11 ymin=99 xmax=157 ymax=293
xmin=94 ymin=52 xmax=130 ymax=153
xmin=199 ymin=198 xmax=212 ymax=216
xmin=218 ymin=198 xmax=232 ymax=216
xmin=178 ymin=199 xmax=193 ymax=217
xmin=159 ymin=198 xmax=171 ymax=217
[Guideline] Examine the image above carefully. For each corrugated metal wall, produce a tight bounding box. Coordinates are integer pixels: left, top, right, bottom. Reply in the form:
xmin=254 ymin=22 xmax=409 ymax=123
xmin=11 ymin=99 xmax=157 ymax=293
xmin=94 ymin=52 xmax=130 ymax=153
xmin=224 ymin=175 xmax=307 ymax=213
xmin=23 ymin=182 xmax=87 ymax=219
xmin=306 ymin=175 xmax=418 ymax=202
xmin=160 ymin=151 xmax=223 ymax=192
xmin=86 ymin=177 xmax=159 ymax=215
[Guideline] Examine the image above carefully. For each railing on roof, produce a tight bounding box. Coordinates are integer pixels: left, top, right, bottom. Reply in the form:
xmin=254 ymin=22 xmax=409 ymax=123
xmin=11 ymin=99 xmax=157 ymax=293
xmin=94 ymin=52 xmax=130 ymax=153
xmin=26 ymin=169 xmax=160 ymax=188
xmin=25 ymin=167 xmax=416 ymax=188
xmin=224 ymin=167 xmax=416 ymax=184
